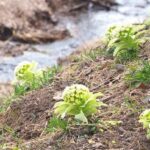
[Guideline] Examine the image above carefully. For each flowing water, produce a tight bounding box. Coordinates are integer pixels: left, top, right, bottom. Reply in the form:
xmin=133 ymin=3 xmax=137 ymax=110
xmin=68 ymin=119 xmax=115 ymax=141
xmin=0 ymin=0 xmax=150 ymax=83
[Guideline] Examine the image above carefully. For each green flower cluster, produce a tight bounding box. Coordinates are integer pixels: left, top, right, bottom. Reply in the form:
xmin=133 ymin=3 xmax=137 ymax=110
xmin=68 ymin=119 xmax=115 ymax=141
xmin=13 ymin=61 xmax=59 ymax=96
xmin=54 ymin=84 xmax=105 ymax=123
xmin=14 ymin=61 xmax=38 ymax=82
xmin=13 ymin=61 xmax=45 ymax=96
xmin=62 ymin=84 xmax=90 ymax=105
xmin=139 ymin=109 xmax=150 ymax=139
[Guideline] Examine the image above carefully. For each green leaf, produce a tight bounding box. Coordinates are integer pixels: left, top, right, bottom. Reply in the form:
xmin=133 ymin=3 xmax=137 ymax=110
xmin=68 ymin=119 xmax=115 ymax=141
xmin=75 ymin=111 xmax=88 ymax=123
xmin=54 ymin=101 xmax=68 ymax=108
xmin=93 ymin=92 xmax=104 ymax=98
xmin=61 ymin=104 xmax=75 ymax=118
xmin=53 ymin=84 xmax=105 ymax=123
xmin=82 ymin=99 xmax=99 ymax=116
xmin=46 ymin=117 xmax=67 ymax=132
xmin=54 ymin=102 xmax=70 ymax=117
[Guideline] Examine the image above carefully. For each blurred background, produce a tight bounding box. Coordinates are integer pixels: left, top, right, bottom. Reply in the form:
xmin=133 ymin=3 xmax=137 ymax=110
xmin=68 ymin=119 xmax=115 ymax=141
xmin=0 ymin=0 xmax=150 ymax=94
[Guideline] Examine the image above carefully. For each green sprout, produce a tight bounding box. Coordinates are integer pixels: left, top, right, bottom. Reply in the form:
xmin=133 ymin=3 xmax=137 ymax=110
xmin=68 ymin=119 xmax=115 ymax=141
xmin=124 ymin=61 xmax=150 ymax=88
xmin=46 ymin=117 xmax=68 ymax=132
xmin=139 ymin=109 xmax=150 ymax=139
xmin=54 ymin=84 xmax=106 ymax=123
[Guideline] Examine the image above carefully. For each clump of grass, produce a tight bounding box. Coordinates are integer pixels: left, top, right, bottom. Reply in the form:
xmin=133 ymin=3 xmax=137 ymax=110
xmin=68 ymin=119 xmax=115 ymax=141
xmin=0 ymin=96 xmax=14 ymax=112
xmin=46 ymin=117 xmax=68 ymax=132
xmin=123 ymin=97 xmax=143 ymax=113
xmin=81 ymin=47 xmax=106 ymax=61
xmin=0 ymin=144 xmax=20 ymax=150
xmin=124 ymin=61 xmax=150 ymax=88
xmin=71 ymin=41 xmax=106 ymax=63
xmin=106 ymin=24 xmax=145 ymax=63
xmin=0 ymin=125 xmax=21 ymax=150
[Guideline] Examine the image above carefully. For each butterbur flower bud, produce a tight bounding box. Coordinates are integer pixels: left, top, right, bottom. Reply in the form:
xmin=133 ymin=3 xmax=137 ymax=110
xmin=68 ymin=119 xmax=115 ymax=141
xmin=54 ymin=84 xmax=104 ymax=122
xmin=139 ymin=109 xmax=150 ymax=139
xmin=14 ymin=61 xmax=37 ymax=81
xmin=62 ymin=84 xmax=90 ymax=105
xmin=139 ymin=109 xmax=150 ymax=129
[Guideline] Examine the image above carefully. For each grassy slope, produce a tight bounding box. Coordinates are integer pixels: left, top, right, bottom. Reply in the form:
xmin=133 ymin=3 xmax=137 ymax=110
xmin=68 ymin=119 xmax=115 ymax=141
xmin=1 ymin=32 xmax=150 ymax=150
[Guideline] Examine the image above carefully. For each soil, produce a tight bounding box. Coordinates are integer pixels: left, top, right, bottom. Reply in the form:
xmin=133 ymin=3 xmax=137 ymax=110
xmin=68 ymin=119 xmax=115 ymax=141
xmin=0 ymin=83 xmax=13 ymax=98
xmin=1 ymin=39 xmax=150 ymax=149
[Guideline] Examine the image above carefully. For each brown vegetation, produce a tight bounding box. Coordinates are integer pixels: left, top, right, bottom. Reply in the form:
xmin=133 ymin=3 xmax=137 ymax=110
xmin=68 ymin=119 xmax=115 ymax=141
xmin=1 ymin=40 xmax=150 ymax=149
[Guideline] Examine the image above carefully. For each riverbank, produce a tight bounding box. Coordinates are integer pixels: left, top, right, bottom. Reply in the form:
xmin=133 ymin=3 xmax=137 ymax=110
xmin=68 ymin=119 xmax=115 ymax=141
xmin=1 ymin=22 xmax=150 ymax=149
xmin=1 ymin=2 xmax=150 ymax=148
xmin=1 ymin=0 xmax=150 ymax=86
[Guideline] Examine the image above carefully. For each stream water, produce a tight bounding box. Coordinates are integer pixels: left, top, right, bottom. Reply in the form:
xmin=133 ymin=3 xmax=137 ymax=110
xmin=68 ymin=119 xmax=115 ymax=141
xmin=0 ymin=0 xmax=150 ymax=83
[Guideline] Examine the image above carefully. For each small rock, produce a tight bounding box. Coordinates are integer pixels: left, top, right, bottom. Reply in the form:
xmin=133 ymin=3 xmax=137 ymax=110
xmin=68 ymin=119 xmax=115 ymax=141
xmin=53 ymin=91 xmax=63 ymax=101
xmin=115 ymin=64 xmax=125 ymax=72
xmin=143 ymin=96 xmax=150 ymax=103
xmin=92 ymin=142 xmax=104 ymax=148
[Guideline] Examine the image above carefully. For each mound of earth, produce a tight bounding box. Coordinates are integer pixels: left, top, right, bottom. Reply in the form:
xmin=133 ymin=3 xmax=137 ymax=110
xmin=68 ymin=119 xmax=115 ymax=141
xmin=1 ymin=38 xmax=150 ymax=149
xmin=0 ymin=83 xmax=13 ymax=99
xmin=0 ymin=0 xmax=116 ymax=43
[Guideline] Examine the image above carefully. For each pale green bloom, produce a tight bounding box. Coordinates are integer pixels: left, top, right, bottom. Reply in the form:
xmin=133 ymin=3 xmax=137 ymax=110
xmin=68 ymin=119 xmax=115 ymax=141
xmin=54 ymin=84 xmax=105 ymax=123
xmin=139 ymin=109 xmax=150 ymax=129
xmin=139 ymin=109 xmax=150 ymax=139
xmin=14 ymin=61 xmax=37 ymax=81
xmin=62 ymin=84 xmax=90 ymax=105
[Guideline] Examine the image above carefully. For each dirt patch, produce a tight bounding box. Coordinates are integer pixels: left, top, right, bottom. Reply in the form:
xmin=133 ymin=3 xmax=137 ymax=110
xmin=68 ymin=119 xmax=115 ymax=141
xmin=0 ymin=83 xmax=13 ymax=98
xmin=1 ymin=42 xmax=150 ymax=149
xmin=141 ymin=40 xmax=150 ymax=59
